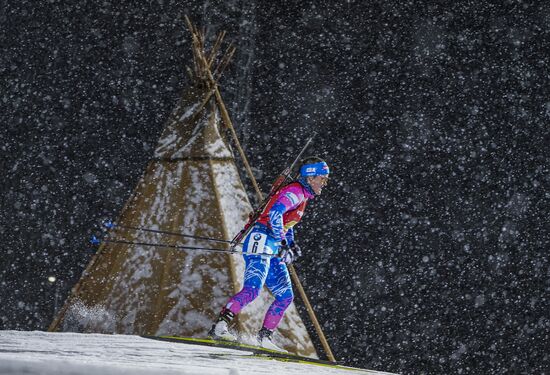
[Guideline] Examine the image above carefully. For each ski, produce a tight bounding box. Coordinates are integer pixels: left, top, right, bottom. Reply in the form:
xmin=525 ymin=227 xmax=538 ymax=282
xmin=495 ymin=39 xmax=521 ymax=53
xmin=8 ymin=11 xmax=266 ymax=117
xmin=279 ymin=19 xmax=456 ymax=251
xmin=142 ymin=335 xmax=347 ymax=367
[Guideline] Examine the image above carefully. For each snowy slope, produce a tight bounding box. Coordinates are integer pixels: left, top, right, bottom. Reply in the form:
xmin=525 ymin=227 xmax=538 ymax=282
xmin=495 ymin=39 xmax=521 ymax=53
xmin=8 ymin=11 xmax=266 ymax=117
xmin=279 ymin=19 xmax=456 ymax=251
xmin=0 ymin=331 xmax=396 ymax=375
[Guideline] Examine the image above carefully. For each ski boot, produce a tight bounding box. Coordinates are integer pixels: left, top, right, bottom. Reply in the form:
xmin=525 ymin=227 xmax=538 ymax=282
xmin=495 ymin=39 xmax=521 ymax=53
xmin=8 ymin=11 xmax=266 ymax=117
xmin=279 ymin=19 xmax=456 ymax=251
xmin=257 ymin=327 xmax=287 ymax=352
xmin=208 ymin=308 xmax=236 ymax=341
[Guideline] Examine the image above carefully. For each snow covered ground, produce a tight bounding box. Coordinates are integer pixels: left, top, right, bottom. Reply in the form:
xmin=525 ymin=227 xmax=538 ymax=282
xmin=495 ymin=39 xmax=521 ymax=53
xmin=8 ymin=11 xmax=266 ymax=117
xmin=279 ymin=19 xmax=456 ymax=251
xmin=0 ymin=331 xmax=396 ymax=375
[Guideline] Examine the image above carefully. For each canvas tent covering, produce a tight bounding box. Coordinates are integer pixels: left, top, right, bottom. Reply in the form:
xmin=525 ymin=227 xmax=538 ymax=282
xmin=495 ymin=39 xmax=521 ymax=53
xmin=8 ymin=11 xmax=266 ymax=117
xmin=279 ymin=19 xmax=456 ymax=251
xmin=49 ymin=19 xmax=318 ymax=358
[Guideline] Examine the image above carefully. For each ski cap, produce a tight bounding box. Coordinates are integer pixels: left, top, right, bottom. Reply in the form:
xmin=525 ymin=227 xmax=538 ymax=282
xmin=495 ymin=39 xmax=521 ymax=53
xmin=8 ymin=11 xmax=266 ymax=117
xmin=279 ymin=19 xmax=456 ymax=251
xmin=300 ymin=161 xmax=330 ymax=177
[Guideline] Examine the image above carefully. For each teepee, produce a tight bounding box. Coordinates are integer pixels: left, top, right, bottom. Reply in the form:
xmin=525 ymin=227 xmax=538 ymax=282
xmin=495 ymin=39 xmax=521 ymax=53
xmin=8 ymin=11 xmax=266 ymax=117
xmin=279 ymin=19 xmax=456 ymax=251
xmin=49 ymin=17 xmax=318 ymax=358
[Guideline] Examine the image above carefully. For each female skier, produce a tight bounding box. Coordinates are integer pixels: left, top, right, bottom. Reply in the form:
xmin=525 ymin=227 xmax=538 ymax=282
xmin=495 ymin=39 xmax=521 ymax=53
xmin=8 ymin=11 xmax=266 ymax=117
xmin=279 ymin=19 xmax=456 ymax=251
xmin=209 ymin=157 xmax=330 ymax=350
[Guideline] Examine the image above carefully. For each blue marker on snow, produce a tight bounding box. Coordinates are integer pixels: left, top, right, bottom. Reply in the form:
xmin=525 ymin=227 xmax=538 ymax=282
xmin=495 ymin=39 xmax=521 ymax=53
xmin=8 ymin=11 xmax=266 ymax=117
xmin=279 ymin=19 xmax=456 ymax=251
xmin=90 ymin=235 xmax=100 ymax=245
xmin=103 ymin=220 xmax=115 ymax=229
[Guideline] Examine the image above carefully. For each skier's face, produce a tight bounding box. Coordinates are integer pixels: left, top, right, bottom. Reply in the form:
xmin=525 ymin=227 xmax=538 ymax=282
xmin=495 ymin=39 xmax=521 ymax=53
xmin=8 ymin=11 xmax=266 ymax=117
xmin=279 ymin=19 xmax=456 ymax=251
xmin=308 ymin=175 xmax=329 ymax=196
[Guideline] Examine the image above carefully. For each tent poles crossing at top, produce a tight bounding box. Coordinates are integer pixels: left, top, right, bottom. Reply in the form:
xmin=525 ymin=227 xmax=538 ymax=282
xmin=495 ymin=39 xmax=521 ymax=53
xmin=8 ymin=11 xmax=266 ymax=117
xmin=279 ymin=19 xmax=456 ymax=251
xmin=184 ymin=15 xmax=264 ymax=204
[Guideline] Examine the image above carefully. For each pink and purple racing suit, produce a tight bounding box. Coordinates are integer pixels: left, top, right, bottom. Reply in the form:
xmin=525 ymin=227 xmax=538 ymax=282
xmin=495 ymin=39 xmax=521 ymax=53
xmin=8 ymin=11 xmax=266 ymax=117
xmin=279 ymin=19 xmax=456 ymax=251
xmin=223 ymin=180 xmax=314 ymax=330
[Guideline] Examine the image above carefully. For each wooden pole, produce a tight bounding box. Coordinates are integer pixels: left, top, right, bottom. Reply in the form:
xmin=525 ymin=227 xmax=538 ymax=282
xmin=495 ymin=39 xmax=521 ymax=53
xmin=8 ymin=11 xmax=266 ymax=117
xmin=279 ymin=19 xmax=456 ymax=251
xmin=212 ymin=45 xmax=235 ymax=80
xmin=207 ymin=31 xmax=226 ymax=68
xmin=203 ymin=52 xmax=337 ymax=365
xmin=288 ymin=265 xmax=336 ymax=362
xmin=185 ymin=16 xmax=337 ymax=362
xmin=200 ymin=56 xmax=264 ymax=202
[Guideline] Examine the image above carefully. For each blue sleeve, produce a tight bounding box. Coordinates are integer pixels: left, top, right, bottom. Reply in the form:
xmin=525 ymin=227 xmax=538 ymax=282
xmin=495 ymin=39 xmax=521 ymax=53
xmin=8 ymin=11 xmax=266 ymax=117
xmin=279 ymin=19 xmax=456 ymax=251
xmin=285 ymin=227 xmax=295 ymax=246
xmin=268 ymin=201 xmax=287 ymax=242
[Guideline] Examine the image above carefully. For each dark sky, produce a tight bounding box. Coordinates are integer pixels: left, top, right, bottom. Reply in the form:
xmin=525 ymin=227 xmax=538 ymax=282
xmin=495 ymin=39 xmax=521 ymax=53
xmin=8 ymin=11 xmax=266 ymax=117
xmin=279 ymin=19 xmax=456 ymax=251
xmin=1 ymin=1 xmax=549 ymax=374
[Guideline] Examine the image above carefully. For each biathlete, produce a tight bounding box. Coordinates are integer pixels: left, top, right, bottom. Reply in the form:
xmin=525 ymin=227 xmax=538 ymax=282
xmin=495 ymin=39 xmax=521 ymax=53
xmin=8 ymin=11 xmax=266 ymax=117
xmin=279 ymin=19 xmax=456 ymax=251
xmin=209 ymin=157 xmax=330 ymax=350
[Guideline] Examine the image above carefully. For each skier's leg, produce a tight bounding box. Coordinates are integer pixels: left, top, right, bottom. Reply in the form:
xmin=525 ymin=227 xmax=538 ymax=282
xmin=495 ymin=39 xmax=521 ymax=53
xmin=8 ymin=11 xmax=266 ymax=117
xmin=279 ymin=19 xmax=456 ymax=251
xmin=209 ymin=254 xmax=269 ymax=340
xmin=262 ymin=258 xmax=294 ymax=330
xmin=225 ymin=255 xmax=269 ymax=314
xmin=223 ymin=225 xmax=278 ymax=314
xmin=256 ymin=258 xmax=293 ymax=350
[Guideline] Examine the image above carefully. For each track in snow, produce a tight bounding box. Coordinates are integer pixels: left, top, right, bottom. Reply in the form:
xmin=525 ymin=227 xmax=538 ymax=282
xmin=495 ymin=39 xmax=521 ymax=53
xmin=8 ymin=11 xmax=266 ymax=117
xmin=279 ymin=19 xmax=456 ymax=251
xmin=0 ymin=330 xmax=396 ymax=375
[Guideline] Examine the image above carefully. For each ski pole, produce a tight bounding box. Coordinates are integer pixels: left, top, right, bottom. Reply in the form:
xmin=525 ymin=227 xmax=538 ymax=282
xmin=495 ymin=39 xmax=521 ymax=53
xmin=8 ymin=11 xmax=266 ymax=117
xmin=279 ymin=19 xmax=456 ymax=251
xmin=89 ymin=236 xmax=277 ymax=257
xmin=102 ymin=221 xmax=238 ymax=246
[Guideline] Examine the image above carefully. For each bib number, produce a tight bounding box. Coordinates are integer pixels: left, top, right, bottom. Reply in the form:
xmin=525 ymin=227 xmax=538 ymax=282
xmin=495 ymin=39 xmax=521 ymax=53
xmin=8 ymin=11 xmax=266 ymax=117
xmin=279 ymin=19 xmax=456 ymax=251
xmin=246 ymin=232 xmax=269 ymax=254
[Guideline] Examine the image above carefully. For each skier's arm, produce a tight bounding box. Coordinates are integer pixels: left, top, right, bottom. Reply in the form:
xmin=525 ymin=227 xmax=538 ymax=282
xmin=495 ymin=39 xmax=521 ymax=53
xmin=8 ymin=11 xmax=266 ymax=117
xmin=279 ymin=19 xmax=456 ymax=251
xmin=279 ymin=228 xmax=302 ymax=264
xmin=268 ymin=190 xmax=300 ymax=242
xmin=284 ymin=227 xmax=295 ymax=246
xmin=268 ymin=201 xmax=287 ymax=242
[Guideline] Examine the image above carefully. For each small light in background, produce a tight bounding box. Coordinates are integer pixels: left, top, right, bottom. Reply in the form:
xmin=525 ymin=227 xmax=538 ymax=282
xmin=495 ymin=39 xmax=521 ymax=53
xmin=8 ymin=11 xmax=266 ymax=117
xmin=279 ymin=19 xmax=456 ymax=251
xmin=47 ymin=276 xmax=56 ymax=283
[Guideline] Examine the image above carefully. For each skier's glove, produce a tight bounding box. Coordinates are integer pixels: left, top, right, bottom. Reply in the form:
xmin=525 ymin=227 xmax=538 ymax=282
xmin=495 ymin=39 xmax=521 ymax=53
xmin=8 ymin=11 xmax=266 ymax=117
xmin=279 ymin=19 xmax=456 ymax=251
xmin=278 ymin=240 xmax=302 ymax=264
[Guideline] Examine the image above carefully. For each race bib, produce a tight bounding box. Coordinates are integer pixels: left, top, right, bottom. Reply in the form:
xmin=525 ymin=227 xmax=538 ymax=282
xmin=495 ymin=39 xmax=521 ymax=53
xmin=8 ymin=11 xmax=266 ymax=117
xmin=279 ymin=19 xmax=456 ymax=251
xmin=246 ymin=232 xmax=270 ymax=254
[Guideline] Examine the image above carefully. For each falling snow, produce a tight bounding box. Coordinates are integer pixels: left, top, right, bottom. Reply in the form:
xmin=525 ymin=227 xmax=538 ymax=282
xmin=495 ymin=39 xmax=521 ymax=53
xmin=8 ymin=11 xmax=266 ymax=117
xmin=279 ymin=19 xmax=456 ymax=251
xmin=1 ymin=1 xmax=549 ymax=375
